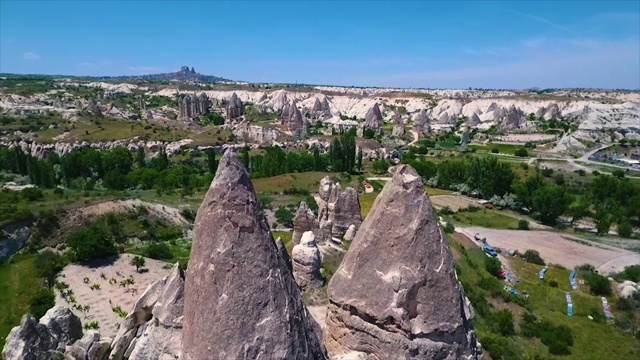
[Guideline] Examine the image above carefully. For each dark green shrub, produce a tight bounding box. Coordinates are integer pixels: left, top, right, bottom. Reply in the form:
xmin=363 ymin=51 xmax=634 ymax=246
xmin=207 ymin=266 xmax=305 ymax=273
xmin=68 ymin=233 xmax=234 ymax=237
xmin=549 ymin=280 xmax=558 ymax=288
xmin=523 ymin=249 xmax=545 ymax=265
xmin=515 ymin=148 xmax=529 ymax=157
xmin=144 ymin=242 xmax=173 ymax=260
xmin=490 ymin=309 xmax=515 ymax=336
xmin=485 ymin=256 xmax=502 ymax=278
xmin=517 ymin=219 xmax=529 ymax=230
xmin=22 ymin=187 xmax=44 ymax=201
xmin=443 ymin=222 xmax=455 ymax=234
xmin=35 ymin=250 xmax=67 ymax=288
xmin=30 ymin=289 xmax=55 ymax=319
xmin=617 ymin=221 xmax=633 ymax=238
xmin=583 ymin=271 xmax=611 ymax=296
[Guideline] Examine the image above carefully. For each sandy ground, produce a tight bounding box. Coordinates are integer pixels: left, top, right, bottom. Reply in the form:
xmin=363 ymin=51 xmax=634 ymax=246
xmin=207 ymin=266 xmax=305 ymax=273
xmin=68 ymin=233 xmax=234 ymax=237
xmin=430 ymin=195 xmax=479 ymax=211
xmin=458 ymin=227 xmax=639 ymax=274
xmin=54 ymin=254 xmax=172 ymax=337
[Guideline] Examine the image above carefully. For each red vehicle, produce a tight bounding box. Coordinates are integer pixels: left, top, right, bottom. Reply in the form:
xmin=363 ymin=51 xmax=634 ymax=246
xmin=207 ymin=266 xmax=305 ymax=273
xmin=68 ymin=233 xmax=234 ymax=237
xmin=497 ymin=269 xmax=507 ymax=279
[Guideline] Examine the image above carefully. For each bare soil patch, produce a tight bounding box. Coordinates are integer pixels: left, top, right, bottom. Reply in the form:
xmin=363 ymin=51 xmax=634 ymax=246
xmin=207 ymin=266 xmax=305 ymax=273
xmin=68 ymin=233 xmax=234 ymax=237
xmin=54 ymin=254 xmax=172 ymax=337
xmin=458 ymin=227 xmax=639 ymax=274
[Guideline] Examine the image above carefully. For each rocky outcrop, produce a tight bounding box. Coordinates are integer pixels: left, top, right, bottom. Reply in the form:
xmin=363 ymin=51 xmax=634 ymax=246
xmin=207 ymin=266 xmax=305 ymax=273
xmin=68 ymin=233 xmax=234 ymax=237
xmin=292 ymin=201 xmax=319 ymax=245
xmin=499 ymin=105 xmax=524 ymax=130
xmin=364 ymin=104 xmax=382 ymax=133
xmin=391 ymin=110 xmax=405 ymax=137
xmin=178 ymin=93 xmax=210 ymax=121
xmin=325 ymin=165 xmax=478 ymax=359
xmin=317 ymin=176 xmax=362 ymax=242
xmin=226 ymin=92 xmax=244 ymax=120
xmin=108 ymin=263 xmax=184 ymax=360
xmin=282 ymin=100 xmax=309 ymax=135
xmin=343 ymin=224 xmax=356 ymax=242
xmin=312 ymin=97 xmax=332 ymax=119
xmin=292 ymin=231 xmax=324 ymax=289
xmin=2 ymin=306 xmax=83 ymax=360
xmin=413 ymin=109 xmax=431 ymax=136
xmin=0 ymin=221 xmax=31 ymax=262
xmin=87 ymin=98 xmax=102 ymax=116
xmin=66 ymin=330 xmax=111 ymax=360
xmin=232 ymin=120 xmax=289 ymax=144
xmin=468 ymin=112 xmax=481 ymax=127
xmin=182 ymin=150 xmax=326 ymax=359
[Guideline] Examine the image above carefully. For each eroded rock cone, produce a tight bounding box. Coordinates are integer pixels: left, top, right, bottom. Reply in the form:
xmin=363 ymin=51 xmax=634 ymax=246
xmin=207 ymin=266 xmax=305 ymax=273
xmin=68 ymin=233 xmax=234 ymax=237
xmin=182 ymin=150 xmax=326 ymax=360
xmin=325 ymin=164 xmax=478 ymax=359
xmin=292 ymin=231 xmax=324 ymax=289
xmin=364 ymin=103 xmax=382 ymax=133
xmin=292 ymin=201 xmax=319 ymax=245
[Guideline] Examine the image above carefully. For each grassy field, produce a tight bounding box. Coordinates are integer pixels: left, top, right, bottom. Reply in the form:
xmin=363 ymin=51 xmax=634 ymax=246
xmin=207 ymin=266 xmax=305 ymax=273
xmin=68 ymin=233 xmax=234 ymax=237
xmin=359 ymin=192 xmax=379 ymax=218
xmin=0 ymin=254 xmax=44 ymax=350
xmin=449 ymin=233 xmax=640 ymax=360
xmin=252 ymin=172 xmax=336 ymax=194
xmin=446 ymin=208 xmax=523 ymax=229
xmin=470 ymin=143 xmax=530 ymax=155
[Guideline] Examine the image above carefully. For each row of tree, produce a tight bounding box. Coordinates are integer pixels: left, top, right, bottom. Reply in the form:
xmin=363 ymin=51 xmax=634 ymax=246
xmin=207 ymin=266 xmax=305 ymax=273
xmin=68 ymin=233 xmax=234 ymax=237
xmin=403 ymin=155 xmax=640 ymax=232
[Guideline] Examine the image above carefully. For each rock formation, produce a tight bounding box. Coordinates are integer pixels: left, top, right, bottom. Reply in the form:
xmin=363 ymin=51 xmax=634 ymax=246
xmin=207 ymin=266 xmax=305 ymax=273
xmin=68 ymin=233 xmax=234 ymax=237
xmin=292 ymin=231 xmax=324 ymax=289
xmin=108 ymin=263 xmax=184 ymax=360
xmin=3 ymin=306 xmax=83 ymax=360
xmin=178 ymin=93 xmax=210 ymax=120
xmin=282 ymin=100 xmax=309 ymax=135
xmin=413 ymin=109 xmax=431 ymax=136
xmin=317 ymin=176 xmax=362 ymax=242
xmin=391 ymin=110 xmax=405 ymax=137
xmin=325 ymin=164 xmax=478 ymax=359
xmin=226 ymin=92 xmax=244 ymax=120
xmin=499 ymin=105 xmax=524 ymax=130
xmin=87 ymin=98 xmax=102 ymax=116
xmin=468 ymin=112 xmax=481 ymax=127
xmin=312 ymin=97 xmax=332 ymax=119
xmin=292 ymin=201 xmax=319 ymax=245
xmin=181 ymin=150 xmax=326 ymax=359
xmin=66 ymin=330 xmax=111 ymax=360
xmin=364 ymin=103 xmax=382 ymax=133
xmin=342 ymin=224 xmax=357 ymax=242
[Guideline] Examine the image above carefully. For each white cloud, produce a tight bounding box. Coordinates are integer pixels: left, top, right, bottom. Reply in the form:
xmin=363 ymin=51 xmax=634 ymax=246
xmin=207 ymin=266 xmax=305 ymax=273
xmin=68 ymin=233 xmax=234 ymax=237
xmin=79 ymin=62 xmax=95 ymax=67
xmin=23 ymin=52 xmax=40 ymax=60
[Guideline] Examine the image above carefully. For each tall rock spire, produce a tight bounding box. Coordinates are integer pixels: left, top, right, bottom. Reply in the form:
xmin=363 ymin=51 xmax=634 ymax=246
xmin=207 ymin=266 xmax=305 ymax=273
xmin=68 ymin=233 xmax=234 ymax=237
xmin=325 ymin=164 xmax=478 ymax=359
xmin=182 ymin=150 xmax=326 ymax=360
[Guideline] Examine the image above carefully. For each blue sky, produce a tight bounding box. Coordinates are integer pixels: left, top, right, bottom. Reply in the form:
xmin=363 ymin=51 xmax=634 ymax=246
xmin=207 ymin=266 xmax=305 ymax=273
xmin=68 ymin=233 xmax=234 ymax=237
xmin=1 ymin=1 xmax=638 ymax=89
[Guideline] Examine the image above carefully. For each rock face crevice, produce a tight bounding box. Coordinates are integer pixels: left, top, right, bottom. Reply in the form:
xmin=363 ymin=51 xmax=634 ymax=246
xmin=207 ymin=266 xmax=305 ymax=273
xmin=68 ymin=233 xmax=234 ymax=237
xmin=181 ymin=150 xmax=326 ymax=359
xmin=324 ymin=164 xmax=478 ymax=359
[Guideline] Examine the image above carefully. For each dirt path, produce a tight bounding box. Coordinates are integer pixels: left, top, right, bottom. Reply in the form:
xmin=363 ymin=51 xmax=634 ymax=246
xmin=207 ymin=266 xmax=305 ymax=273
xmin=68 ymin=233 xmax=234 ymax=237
xmin=457 ymin=227 xmax=639 ymax=274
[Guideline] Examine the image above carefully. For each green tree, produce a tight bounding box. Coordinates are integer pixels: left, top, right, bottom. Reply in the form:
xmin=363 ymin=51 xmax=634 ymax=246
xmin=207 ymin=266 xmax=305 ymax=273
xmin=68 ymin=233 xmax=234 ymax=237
xmin=68 ymin=223 xmax=118 ymax=262
xmin=240 ymin=146 xmax=250 ymax=170
xmin=206 ymin=149 xmax=218 ymax=174
xmin=103 ymin=147 xmax=133 ymax=174
xmin=372 ymin=159 xmax=389 ymax=174
xmin=532 ymin=184 xmax=573 ymax=225
xmin=135 ymin=146 xmax=145 ymax=168
xmin=103 ymin=169 xmax=129 ymax=190
xmin=356 ymin=148 xmax=363 ymax=171
xmin=130 ymin=255 xmax=146 ymax=273
xmin=617 ymin=221 xmax=633 ymax=238
xmin=485 ymin=256 xmax=502 ymax=277
xmin=275 ymin=206 xmax=294 ymax=228
xmin=513 ymin=174 xmax=546 ymax=211
xmin=514 ymin=148 xmax=528 ymax=157
xmin=612 ymin=169 xmax=625 ymax=179
xmin=491 ymin=309 xmax=515 ymax=336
